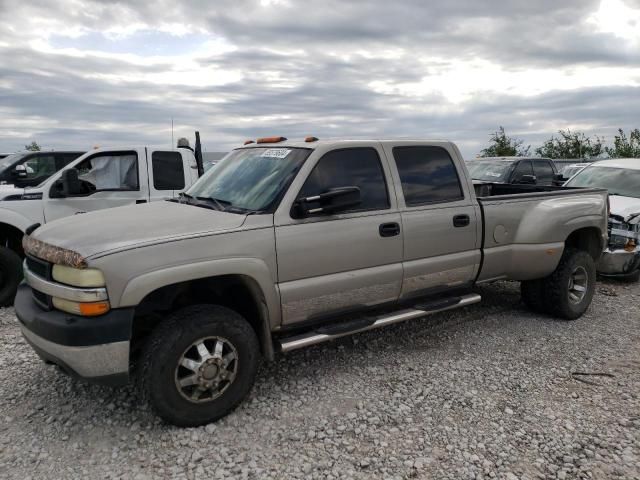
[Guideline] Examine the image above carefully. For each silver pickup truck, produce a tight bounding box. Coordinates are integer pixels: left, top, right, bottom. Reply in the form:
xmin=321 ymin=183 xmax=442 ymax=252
xmin=15 ymin=138 xmax=608 ymax=426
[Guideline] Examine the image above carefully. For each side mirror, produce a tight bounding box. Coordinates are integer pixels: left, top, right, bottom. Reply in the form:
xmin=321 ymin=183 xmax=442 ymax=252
xmin=517 ymin=174 xmax=537 ymax=185
xmin=12 ymin=165 xmax=27 ymax=178
xmin=51 ymin=168 xmax=85 ymax=198
xmin=552 ymin=173 xmax=566 ymax=186
xmin=294 ymin=186 xmax=361 ymax=218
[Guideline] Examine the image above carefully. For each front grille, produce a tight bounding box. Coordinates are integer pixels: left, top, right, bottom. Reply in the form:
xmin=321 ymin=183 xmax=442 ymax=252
xmin=25 ymin=255 xmax=53 ymax=310
xmin=32 ymin=289 xmax=51 ymax=310
xmin=26 ymin=255 xmax=51 ymax=280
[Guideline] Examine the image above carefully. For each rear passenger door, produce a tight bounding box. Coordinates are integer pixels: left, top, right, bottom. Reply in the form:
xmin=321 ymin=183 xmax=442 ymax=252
xmin=532 ymin=159 xmax=555 ymax=186
xmin=383 ymin=143 xmax=480 ymax=299
xmin=274 ymin=145 xmax=403 ymax=325
xmin=147 ymin=149 xmax=188 ymax=201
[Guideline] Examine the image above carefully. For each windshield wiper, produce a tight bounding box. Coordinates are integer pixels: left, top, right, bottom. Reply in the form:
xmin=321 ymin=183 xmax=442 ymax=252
xmin=196 ymin=196 xmax=231 ymax=212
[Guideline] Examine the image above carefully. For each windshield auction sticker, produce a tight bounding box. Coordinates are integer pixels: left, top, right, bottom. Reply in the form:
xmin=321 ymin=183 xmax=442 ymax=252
xmin=260 ymin=149 xmax=291 ymax=159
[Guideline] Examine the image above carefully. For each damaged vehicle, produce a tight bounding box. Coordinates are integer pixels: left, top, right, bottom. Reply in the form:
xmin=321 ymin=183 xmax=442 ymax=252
xmin=565 ymin=158 xmax=640 ymax=282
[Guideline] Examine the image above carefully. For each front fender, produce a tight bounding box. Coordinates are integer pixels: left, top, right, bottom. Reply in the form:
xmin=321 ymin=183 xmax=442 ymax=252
xmin=116 ymin=257 xmax=281 ymax=328
xmin=0 ymin=207 xmax=42 ymax=233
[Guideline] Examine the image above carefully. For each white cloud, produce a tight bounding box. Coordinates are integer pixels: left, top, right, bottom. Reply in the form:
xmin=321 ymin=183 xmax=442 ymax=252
xmin=587 ymin=0 xmax=640 ymax=43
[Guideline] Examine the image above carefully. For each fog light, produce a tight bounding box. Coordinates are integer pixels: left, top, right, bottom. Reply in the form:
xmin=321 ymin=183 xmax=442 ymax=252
xmin=53 ymin=297 xmax=110 ymax=316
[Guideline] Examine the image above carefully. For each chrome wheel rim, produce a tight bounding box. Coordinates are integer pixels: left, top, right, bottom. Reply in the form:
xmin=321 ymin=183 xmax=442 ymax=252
xmin=174 ymin=336 xmax=238 ymax=403
xmin=568 ymin=266 xmax=588 ymax=305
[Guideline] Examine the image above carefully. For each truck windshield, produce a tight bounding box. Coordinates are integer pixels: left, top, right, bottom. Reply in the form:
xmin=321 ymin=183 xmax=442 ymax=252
xmin=565 ymin=165 xmax=640 ymax=199
xmin=186 ymin=147 xmax=311 ymax=212
xmin=465 ymin=160 xmax=512 ymax=182
xmin=0 ymin=153 xmax=24 ymax=171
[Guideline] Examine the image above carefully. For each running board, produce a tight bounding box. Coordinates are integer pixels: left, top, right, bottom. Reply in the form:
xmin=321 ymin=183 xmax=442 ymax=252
xmin=278 ymin=293 xmax=481 ymax=353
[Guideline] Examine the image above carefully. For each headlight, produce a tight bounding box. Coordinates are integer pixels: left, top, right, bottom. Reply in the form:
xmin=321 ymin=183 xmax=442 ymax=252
xmin=52 ymin=264 xmax=105 ymax=287
xmin=52 ymin=297 xmax=110 ymax=316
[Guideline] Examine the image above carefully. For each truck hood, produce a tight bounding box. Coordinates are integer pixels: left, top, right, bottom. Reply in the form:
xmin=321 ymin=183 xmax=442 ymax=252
xmin=31 ymin=201 xmax=248 ymax=259
xmin=0 ymin=185 xmax=25 ymax=199
xmin=609 ymin=195 xmax=640 ymax=224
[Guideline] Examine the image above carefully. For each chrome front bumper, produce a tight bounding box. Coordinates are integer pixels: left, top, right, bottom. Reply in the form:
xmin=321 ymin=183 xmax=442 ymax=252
xmin=597 ymin=247 xmax=640 ymax=276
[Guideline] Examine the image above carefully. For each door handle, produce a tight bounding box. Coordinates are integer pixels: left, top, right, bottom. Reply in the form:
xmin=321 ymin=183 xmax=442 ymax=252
xmin=379 ymin=222 xmax=400 ymax=237
xmin=453 ymin=214 xmax=470 ymax=227
xmin=136 ymin=199 xmax=147 ymax=204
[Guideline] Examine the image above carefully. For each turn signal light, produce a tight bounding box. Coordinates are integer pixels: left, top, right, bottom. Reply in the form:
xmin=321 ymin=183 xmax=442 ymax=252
xmin=53 ymin=297 xmax=111 ymax=316
xmin=256 ymin=136 xmax=287 ymax=144
xmin=305 ymin=136 xmax=319 ymax=142
xmin=243 ymin=140 xmax=255 ymax=145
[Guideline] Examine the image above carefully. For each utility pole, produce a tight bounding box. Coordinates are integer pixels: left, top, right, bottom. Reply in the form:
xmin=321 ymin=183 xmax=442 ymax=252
xmin=171 ymin=117 xmax=174 ymax=148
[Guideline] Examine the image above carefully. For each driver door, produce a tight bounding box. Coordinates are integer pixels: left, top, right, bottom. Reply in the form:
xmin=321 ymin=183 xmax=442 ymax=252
xmin=44 ymin=148 xmax=149 ymax=223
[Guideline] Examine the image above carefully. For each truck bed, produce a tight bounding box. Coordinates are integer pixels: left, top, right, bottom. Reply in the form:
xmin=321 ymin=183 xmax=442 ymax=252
xmin=473 ymin=183 xmax=608 ymax=283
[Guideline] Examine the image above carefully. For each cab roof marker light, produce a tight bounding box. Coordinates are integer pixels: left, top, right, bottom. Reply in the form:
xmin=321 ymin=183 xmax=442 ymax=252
xmin=305 ymin=136 xmax=319 ymax=142
xmin=244 ymin=140 xmax=255 ymax=145
xmin=256 ymin=136 xmax=287 ymax=144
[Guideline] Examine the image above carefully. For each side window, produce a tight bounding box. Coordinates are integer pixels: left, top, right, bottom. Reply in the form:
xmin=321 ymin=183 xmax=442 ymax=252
xmin=511 ymin=160 xmax=533 ymax=182
xmin=152 ymin=151 xmax=185 ymax=190
xmin=297 ymin=148 xmax=389 ymax=214
xmin=392 ymin=146 xmax=463 ymax=206
xmin=23 ymin=154 xmax=57 ymax=180
xmin=75 ymin=151 xmax=139 ymax=191
xmin=533 ymin=160 xmax=555 ymax=185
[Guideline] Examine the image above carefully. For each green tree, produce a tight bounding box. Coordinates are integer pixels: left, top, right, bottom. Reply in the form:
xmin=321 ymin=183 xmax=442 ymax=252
xmin=24 ymin=141 xmax=41 ymax=151
xmin=479 ymin=126 xmax=530 ymax=157
xmin=605 ymin=128 xmax=640 ymax=158
xmin=535 ymin=130 xmax=604 ymax=159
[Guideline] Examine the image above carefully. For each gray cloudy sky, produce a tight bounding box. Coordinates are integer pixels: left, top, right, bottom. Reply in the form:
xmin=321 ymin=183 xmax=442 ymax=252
xmin=1 ymin=0 xmax=639 ymax=157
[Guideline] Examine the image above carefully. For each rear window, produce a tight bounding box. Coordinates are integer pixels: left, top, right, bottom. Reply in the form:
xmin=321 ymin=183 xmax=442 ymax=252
xmin=393 ymin=146 xmax=463 ymax=205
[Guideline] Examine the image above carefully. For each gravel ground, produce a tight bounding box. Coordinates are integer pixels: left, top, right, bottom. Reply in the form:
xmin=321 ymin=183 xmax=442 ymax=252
xmin=0 ymin=280 xmax=639 ymax=480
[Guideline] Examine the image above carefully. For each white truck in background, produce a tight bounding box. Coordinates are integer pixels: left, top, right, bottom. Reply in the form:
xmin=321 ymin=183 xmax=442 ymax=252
xmin=0 ymin=134 xmax=206 ymax=305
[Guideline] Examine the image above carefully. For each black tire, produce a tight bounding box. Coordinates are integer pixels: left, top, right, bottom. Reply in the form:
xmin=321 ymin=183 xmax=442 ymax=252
xmin=0 ymin=247 xmax=23 ymax=307
xmin=520 ymin=279 xmax=548 ymax=313
xmin=141 ymin=305 xmax=260 ymax=427
xmin=541 ymin=248 xmax=596 ymax=320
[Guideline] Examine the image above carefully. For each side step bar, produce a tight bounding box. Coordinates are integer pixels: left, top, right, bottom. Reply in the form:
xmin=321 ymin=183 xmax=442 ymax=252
xmin=278 ymin=292 xmax=481 ymax=353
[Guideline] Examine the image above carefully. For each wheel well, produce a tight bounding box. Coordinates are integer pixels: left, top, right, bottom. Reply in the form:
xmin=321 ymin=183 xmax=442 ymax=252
xmin=565 ymin=227 xmax=602 ymax=261
xmin=0 ymin=223 xmax=25 ymax=257
xmin=131 ymin=275 xmax=274 ymax=360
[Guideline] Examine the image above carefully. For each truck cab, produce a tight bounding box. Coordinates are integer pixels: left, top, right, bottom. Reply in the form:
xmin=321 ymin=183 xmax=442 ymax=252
xmin=466 ymin=157 xmax=557 ymax=186
xmin=0 ymin=151 xmax=84 ymax=189
xmin=0 ymin=144 xmax=200 ymax=305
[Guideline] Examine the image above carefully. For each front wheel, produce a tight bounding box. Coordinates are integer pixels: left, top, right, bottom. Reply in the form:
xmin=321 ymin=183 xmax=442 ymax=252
xmin=141 ymin=305 xmax=260 ymax=427
xmin=0 ymin=247 xmax=23 ymax=307
xmin=542 ymin=248 xmax=596 ymax=320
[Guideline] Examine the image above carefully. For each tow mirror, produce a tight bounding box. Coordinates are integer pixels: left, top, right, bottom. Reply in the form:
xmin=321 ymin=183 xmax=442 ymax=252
xmin=552 ymin=173 xmax=566 ymax=186
xmin=294 ymin=186 xmax=361 ymax=218
xmin=518 ymin=174 xmax=537 ymax=185
xmin=12 ymin=165 xmax=27 ymax=178
xmin=51 ymin=168 xmax=84 ymax=198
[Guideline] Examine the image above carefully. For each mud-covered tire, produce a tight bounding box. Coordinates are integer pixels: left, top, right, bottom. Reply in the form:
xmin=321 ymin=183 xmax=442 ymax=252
xmin=141 ymin=305 xmax=260 ymax=427
xmin=520 ymin=279 xmax=547 ymax=313
xmin=541 ymin=248 xmax=596 ymax=320
xmin=0 ymin=247 xmax=23 ymax=307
